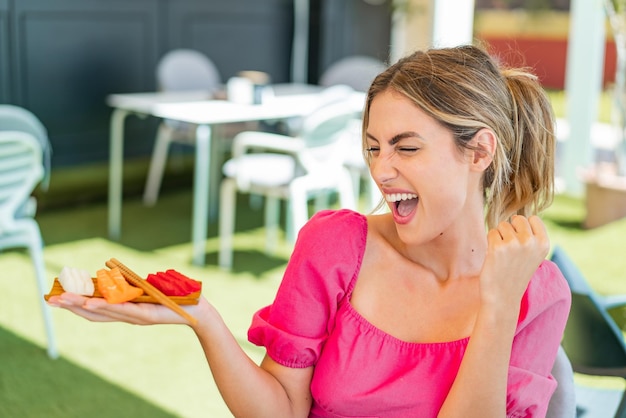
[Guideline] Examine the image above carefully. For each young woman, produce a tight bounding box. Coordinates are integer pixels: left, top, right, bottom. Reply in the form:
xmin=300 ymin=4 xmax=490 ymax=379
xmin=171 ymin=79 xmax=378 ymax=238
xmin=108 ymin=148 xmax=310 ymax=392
xmin=49 ymin=45 xmax=571 ymax=417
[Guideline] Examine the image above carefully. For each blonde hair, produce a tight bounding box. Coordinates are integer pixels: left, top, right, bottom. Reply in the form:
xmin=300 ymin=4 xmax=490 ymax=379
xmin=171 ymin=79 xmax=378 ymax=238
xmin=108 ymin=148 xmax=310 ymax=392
xmin=363 ymin=45 xmax=555 ymax=228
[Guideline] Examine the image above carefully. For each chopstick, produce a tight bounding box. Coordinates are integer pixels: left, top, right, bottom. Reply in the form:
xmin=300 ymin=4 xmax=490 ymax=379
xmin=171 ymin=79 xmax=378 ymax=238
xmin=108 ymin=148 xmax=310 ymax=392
xmin=105 ymin=258 xmax=198 ymax=326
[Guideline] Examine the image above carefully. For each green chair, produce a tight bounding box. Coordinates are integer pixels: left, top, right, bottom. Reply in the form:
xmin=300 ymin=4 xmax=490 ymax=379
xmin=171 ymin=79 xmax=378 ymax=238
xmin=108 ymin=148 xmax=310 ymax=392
xmin=551 ymin=246 xmax=626 ymax=417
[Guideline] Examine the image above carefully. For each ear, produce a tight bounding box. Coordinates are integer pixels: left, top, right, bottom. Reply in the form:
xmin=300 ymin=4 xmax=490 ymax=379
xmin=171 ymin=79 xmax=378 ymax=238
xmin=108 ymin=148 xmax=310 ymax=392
xmin=469 ymin=128 xmax=496 ymax=172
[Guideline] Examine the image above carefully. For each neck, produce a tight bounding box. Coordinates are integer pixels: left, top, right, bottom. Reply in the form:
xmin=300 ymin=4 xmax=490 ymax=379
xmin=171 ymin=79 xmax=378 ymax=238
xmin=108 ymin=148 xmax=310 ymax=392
xmin=402 ymin=209 xmax=488 ymax=281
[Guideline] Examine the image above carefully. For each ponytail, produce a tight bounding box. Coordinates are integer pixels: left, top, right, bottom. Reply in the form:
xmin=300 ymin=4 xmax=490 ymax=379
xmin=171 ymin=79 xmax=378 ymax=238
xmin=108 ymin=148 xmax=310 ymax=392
xmin=485 ymin=69 xmax=555 ymax=228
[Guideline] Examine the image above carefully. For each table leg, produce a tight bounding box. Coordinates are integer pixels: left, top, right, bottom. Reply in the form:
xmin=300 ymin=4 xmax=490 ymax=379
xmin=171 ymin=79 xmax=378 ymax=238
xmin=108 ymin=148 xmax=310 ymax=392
xmin=108 ymin=108 xmax=130 ymax=240
xmin=192 ymin=124 xmax=212 ymax=266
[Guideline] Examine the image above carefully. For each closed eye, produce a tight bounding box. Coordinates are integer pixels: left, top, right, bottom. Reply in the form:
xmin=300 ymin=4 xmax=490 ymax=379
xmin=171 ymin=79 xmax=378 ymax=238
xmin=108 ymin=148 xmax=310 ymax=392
xmin=396 ymin=146 xmax=419 ymax=153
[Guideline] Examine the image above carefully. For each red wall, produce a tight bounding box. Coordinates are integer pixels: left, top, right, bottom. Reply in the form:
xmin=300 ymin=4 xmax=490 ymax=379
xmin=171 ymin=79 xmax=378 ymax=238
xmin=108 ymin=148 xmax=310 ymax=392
xmin=478 ymin=37 xmax=617 ymax=90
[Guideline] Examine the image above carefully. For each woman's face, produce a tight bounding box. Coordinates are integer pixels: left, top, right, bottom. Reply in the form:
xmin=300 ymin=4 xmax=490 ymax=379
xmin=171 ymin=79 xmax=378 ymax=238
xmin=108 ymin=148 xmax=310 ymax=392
xmin=366 ymin=89 xmax=482 ymax=244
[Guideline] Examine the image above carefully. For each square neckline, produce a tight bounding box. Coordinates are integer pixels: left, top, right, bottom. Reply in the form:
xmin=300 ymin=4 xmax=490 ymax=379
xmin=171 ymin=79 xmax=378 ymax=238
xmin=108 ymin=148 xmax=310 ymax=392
xmin=344 ymin=213 xmax=471 ymax=348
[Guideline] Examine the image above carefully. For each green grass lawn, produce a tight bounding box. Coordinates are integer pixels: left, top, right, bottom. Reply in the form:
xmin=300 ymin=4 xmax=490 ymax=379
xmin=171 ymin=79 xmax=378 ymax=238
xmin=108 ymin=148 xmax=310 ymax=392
xmin=0 ymin=187 xmax=623 ymax=417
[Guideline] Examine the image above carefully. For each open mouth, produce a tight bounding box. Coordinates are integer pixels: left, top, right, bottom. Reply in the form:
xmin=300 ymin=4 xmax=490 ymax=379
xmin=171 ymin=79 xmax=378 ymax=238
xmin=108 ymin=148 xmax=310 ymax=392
xmin=385 ymin=193 xmax=419 ymax=218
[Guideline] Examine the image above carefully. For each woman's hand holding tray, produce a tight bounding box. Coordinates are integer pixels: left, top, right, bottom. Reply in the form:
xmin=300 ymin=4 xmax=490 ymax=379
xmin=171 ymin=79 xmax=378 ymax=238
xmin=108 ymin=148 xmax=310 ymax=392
xmin=44 ymin=258 xmax=201 ymax=326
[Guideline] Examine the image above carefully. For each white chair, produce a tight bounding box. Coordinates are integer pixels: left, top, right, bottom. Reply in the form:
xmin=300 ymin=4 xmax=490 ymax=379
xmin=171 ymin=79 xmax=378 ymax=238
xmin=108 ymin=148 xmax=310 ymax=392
xmin=0 ymin=104 xmax=52 ymax=192
xmin=143 ymin=49 xmax=228 ymax=206
xmin=0 ymin=130 xmax=58 ymax=359
xmin=340 ymin=117 xmax=381 ymax=213
xmin=319 ymin=55 xmax=387 ymax=93
xmin=319 ymin=56 xmax=386 ymax=211
xmin=218 ymin=97 xmax=361 ymax=270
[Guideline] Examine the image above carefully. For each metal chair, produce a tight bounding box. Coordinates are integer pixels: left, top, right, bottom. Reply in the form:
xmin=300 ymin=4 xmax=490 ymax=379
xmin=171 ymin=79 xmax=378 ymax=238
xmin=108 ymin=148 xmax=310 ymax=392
xmin=337 ymin=117 xmax=381 ymax=213
xmin=551 ymin=246 xmax=626 ymax=417
xmin=218 ymin=95 xmax=361 ymax=270
xmin=0 ymin=130 xmax=58 ymax=359
xmin=319 ymin=55 xmax=387 ymax=93
xmin=143 ymin=49 xmax=224 ymax=206
xmin=0 ymin=104 xmax=52 ymax=191
xmin=319 ymin=55 xmax=387 ymax=211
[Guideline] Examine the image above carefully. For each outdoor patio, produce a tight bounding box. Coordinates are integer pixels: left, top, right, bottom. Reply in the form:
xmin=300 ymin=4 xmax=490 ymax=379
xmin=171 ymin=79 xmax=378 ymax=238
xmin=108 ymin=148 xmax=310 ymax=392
xmin=2 ymin=1 xmax=626 ymax=417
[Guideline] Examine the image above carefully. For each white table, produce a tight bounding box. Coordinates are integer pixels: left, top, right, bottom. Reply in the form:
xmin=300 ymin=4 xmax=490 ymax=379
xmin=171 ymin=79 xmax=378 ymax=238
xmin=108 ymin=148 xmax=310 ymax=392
xmin=106 ymin=85 xmax=365 ymax=265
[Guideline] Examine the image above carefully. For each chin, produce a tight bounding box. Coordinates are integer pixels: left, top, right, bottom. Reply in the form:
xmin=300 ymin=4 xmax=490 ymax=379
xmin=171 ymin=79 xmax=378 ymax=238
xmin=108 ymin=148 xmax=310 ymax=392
xmin=395 ymin=223 xmax=423 ymax=245
xmin=395 ymin=219 xmax=446 ymax=247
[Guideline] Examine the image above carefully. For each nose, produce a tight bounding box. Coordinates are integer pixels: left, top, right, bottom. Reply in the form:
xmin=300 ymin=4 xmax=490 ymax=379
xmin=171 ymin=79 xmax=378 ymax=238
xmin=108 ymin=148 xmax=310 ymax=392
xmin=369 ymin=151 xmax=398 ymax=186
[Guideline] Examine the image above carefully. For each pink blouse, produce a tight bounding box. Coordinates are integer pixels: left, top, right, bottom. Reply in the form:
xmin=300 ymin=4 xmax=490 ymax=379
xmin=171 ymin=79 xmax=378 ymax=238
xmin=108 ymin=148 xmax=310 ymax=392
xmin=248 ymin=209 xmax=571 ymax=418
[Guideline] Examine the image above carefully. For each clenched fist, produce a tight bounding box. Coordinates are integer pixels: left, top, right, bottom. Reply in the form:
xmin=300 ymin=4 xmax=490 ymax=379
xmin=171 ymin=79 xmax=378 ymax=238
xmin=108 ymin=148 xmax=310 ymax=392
xmin=480 ymin=215 xmax=550 ymax=309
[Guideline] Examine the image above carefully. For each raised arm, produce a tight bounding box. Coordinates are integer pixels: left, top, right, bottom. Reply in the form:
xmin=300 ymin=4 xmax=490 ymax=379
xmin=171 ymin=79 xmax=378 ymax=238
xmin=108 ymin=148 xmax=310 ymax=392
xmin=438 ymin=215 xmax=555 ymax=417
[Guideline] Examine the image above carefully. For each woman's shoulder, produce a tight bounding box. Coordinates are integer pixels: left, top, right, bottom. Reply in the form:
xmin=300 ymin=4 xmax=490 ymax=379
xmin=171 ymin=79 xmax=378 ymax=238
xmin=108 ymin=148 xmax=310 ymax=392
xmin=533 ymin=259 xmax=572 ymax=302
xmin=305 ymin=208 xmax=367 ymax=229
xmin=518 ymin=259 xmax=572 ymax=327
xmin=297 ymin=209 xmax=368 ymax=245
xmin=280 ymin=209 xmax=369 ymax=311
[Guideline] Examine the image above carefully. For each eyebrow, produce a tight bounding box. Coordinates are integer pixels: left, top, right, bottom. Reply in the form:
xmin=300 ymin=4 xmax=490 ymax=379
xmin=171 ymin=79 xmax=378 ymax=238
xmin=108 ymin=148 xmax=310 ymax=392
xmin=366 ymin=131 xmax=423 ymax=145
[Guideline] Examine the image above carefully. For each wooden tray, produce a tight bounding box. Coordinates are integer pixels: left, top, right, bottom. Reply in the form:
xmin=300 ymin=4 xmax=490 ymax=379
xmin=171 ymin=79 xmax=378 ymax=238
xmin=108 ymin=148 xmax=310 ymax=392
xmin=44 ymin=278 xmax=201 ymax=305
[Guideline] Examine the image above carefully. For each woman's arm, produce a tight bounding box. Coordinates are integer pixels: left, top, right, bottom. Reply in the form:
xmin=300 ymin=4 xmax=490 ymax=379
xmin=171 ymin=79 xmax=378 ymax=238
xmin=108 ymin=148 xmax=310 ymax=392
xmin=48 ymin=294 xmax=313 ymax=418
xmin=438 ymin=215 xmax=552 ymax=418
xmin=192 ymin=300 xmax=313 ymax=418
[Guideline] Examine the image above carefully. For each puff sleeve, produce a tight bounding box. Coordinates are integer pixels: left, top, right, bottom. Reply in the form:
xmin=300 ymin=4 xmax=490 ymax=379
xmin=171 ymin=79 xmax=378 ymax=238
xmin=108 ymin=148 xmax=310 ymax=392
xmin=248 ymin=209 xmax=367 ymax=368
xmin=506 ymin=260 xmax=572 ymax=417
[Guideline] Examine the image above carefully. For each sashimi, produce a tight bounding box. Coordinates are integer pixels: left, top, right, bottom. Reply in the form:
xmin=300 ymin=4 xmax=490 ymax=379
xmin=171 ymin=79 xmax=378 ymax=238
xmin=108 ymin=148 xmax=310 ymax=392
xmin=96 ymin=267 xmax=144 ymax=303
xmin=146 ymin=269 xmax=202 ymax=296
xmin=58 ymin=266 xmax=94 ymax=296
